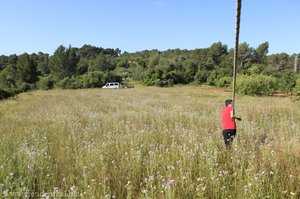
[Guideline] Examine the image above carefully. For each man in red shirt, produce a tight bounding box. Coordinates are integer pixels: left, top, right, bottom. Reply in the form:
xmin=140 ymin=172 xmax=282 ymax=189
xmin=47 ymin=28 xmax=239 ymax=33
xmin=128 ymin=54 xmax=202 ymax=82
xmin=221 ymin=99 xmax=241 ymax=150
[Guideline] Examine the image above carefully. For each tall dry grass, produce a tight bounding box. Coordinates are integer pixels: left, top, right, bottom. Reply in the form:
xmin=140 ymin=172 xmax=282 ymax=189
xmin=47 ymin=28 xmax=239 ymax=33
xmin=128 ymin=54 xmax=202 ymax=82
xmin=0 ymin=86 xmax=299 ymax=198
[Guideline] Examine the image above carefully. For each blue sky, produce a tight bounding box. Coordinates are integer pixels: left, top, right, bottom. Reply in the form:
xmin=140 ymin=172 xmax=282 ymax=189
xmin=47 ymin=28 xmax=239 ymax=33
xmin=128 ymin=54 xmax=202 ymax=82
xmin=0 ymin=0 xmax=299 ymax=56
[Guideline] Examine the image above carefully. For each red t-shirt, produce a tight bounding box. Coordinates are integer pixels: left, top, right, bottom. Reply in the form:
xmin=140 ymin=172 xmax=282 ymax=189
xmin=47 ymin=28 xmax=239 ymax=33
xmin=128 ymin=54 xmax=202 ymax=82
xmin=222 ymin=106 xmax=236 ymax=130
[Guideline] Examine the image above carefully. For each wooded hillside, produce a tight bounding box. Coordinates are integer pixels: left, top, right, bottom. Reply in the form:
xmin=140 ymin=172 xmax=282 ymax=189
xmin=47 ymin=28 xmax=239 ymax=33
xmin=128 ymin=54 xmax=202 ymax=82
xmin=0 ymin=42 xmax=299 ymax=99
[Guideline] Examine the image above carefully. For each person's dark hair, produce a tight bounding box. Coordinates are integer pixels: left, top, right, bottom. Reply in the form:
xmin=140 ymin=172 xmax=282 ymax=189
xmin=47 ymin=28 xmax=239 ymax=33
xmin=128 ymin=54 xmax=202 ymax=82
xmin=225 ymin=99 xmax=233 ymax=106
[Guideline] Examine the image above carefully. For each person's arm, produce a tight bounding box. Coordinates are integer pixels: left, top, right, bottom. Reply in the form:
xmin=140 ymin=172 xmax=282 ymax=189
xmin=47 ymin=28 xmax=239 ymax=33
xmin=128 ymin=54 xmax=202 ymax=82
xmin=230 ymin=110 xmax=234 ymax=119
xmin=230 ymin=108 xmax=241 ymax=121
xmin=234 ymin=117 xmax=242 ymax=121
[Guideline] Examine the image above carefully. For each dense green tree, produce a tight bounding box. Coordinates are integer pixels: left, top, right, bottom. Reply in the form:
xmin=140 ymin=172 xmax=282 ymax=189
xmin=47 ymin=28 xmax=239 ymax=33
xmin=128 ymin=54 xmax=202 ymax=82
xmin=88 ymin=54 xmax=115 ymax=72
xmin=268 ymin=53 xmax=289 ymax=70
xmin=182 ymin=60 xmax=197 ymax=83
xmin=143 ymin=62 xmax=178 ymax=87
xmin=76 ymin=58 xmax=90 ymax=75
xmin=238 ymin=42 xmax=254 ymax=69
xmin=192 ymin=48 xmax=209 ymax=63
xmin=49 ymin=45 xmax=79 ymax=80
xmin=148 ymin=55 xmax=160 ymax=68
xmin=36 ymin=52 xmax=50 ymax=75
xmin=194 ymin=65 xmax=209 ymax=84
xmin=261 ymin=65 xmax=277 ymax=75
xmin=116 ymin=59 xmax=130 ymax=69
xmin=0 ymin=55 xmax=8 ymax=71
xmin=207 ymin=42 xmax=228 ymax=65
xmin=0 ymin=64 xmax=17 ymax=91
xmin=128 ymin=63 xmax=146 ymax=81
xmin=77 ymin=44 xmax=102 ymax=59
xmin=8 ymin=54 xmax=18 ymax=65
xmin=254 ymin=42 xmax=269 ymax=64
xmin=16 ymin=53 xmax=38 ymax=84
xmin=114 ymin=66 xmax=129 ymax=81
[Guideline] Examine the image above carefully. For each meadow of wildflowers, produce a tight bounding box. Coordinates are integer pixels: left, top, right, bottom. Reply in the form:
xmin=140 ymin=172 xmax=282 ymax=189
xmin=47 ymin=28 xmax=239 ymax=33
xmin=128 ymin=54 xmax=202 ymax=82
xmin=0 ymin=86 xmax=299 ymax=198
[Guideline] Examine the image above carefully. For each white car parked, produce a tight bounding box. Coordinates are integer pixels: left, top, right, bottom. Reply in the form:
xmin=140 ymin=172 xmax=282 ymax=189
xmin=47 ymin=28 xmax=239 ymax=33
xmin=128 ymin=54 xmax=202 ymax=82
xmin=102 ymin=82 xmax=120 ymax=89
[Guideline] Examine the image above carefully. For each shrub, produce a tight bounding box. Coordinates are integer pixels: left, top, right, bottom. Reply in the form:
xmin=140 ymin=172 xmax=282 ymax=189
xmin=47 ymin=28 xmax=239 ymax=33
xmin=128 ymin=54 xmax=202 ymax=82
xmin=55 ymin=71 xmax=120 ymax=89
xmin=236 ymin=74 xmax=277 ymax=96
xmin=276 ymin=71 xmax=296 ymax=94
xmin=18 ymin=82 xmax=32 ymax=92
xmin=104 ymin=71 xmax=122 ymax=83
xmin=206 ymin=71 xmax=218 ymax=86
xmin=246 ymin=64 xmax=264 ymax=75
xmin=194 ymin=70 xmax=208 ymax=84
xmin=37 ymin=75 xmax=55 ymax=90
xmin=80 ymin=71 xmax=106 ymax=88
xmin=55 ymin=77 xmax=79 ymax=89
xmin=142 ymin=66 xmax=175 ymax=87
xmin=216 ymin=76 xmax=232 ymax=88
xmin=293 ymin=77 xmax=300 ymax=95
xmin=0 ymin=89 xmax=11 ymax=100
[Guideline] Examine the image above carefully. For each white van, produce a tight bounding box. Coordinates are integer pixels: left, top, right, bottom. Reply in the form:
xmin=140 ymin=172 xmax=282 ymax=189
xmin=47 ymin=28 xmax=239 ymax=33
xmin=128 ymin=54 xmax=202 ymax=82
xmin=102 ymin=82 xmax=120 ymax=89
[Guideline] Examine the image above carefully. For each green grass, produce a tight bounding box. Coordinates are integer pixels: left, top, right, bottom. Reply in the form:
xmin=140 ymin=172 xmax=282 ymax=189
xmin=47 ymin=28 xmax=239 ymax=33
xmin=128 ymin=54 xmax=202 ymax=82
xmin=0 ymin=86 xmax=299 ymax=198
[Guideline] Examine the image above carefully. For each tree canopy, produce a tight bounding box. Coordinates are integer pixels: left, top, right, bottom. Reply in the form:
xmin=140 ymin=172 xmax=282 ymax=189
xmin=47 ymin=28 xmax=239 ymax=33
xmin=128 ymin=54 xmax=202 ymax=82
xmin=0 ymin=42 xmax=299 ymax=99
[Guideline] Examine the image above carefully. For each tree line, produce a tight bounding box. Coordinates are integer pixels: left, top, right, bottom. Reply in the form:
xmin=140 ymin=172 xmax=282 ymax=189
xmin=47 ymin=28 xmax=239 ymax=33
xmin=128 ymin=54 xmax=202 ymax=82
xmin=0 ymin=42 xmax=299 ymax=99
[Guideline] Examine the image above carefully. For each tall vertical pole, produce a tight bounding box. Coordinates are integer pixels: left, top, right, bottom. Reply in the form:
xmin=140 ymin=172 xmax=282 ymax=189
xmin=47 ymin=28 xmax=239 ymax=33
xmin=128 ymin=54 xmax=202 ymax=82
xmin=232 ymin=0 xmax=242 ymax=117
xmin=294 ymin=54 xmax=298 ymax=73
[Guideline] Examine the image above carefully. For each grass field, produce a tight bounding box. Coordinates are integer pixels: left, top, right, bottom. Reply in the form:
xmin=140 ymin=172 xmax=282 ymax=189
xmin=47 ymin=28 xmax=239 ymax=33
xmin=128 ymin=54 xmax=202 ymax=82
xmin=0 ymin=86 xmax=299 ymax=198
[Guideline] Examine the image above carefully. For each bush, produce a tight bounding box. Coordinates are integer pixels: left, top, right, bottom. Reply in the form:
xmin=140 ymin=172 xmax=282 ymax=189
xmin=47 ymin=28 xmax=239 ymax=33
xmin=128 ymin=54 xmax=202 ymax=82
xmin=194 ymin=70 xmax=208 ymax=84
xmin=0 ymin=89 xmax=11 ymax=100
xmin=293 ymin=77 xmax=300 ymax=95
xmin=80 ymin=71 xmax=106 ymax=88
xmin=55 ymin=71 xmax=120 ymax=89
xmin=206 ymin=71 xmax=218 ymax=86
xmin=103 ymin=71 xmax=122 ymax=84
xmin=276 ymin=71 xmax=296 ymax=94
xmin=246 ymin=64 xmax=264 ymax=75
xmin=142 ymin=66 xmax=176 ymax=87
xmin=206 ymin=68 xmax=231 ymax=86
xmin=55 ymin=77 xmax=80 ymax=89
xmin=37 ymin=75 xmax=55 ymax=90
xmin=236 ymin=75 xmax=277 ymax=96
xmin=18 ymin=82 xmax=32 ymax=92
xmin=216 ymin=76 xmax=232 ymax=88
